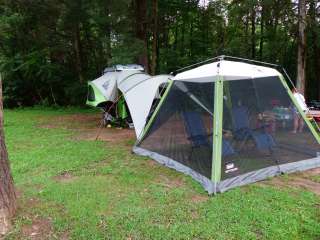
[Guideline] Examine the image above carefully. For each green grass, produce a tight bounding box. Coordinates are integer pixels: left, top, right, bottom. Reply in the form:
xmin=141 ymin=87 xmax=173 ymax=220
xmin=3 ymin=108 xmax=320 ymax=239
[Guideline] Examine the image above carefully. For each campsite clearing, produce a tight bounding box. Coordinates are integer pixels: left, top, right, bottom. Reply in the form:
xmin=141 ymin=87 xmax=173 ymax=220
xmin=4 ymin=108 xmax=320 ymax=240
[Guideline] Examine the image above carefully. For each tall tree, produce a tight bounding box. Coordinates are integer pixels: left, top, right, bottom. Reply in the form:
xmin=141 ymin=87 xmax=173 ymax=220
xmin=309 ymin=0 xmax=320 ymax=99
xmin=259 ymin=0 xmax=264 ymax=60
xmin=0 ymin=73 xmax=16 ymax=235
xmin=251 ymin=4 xmax=256 ymax=59
xmin=134 ymin=0 xmax=149 ymax=72
xmin=297 ymin=0 xmax=307 ymax=95
xmin=74 ymin=22 xmax=85 ymax=83
xmin=150 ymin=0 xmax=158 ymax=75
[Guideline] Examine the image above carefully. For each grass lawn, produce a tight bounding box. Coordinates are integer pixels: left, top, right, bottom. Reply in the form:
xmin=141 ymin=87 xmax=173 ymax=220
xmin=3 ymin=108 xmax=320 ymax=240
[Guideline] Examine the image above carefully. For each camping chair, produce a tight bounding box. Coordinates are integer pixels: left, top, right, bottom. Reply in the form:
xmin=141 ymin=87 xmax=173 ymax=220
xmin=182 ymin=112 xmax=235 ymax=158
xmin=232 ymin=106 xmax=275 ymax=152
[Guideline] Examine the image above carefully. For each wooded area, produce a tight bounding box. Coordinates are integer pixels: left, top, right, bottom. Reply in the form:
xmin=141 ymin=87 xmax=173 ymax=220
xmin=0 ymin=0 xmax=320 ymax=106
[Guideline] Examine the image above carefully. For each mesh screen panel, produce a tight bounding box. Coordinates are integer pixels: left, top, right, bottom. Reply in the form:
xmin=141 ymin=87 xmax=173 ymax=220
xmin=138 ymin=81 xmax=214 ymax=178
xmin=221 ymin=77 xmax=320 ymax=180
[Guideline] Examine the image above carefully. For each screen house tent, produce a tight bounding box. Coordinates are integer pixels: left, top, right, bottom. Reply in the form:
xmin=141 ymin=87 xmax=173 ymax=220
xmin=133 ymin=57 xmax=320 ymax=194
xmin=86 ymin=64 xmax=172 ymax=137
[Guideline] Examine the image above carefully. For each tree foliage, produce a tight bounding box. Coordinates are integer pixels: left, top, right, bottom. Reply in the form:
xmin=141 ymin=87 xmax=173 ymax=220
xmin=0 ymin=0 xmax=319 ymax=106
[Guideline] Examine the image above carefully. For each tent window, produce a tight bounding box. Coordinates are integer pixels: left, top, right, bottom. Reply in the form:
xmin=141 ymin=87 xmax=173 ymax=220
xmin=88 ymin=85 xmax=95 ymax=101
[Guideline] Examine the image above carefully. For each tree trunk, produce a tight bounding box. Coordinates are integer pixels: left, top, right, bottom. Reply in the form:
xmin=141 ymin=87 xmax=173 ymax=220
xmin=297 ymin=0 xmax=307 ymax=95
xmin=244 ymin=14 xmax=250 ymax=56
xmin=309 ymin=0 xmax=320 ymax=99
xmin=150 ymin=0 xmax=158 ymax=75
xmin=74 ymin=24 xmax=85 ymax=83
xmin=105 ymin=4 xmax=112 ymax=67
xmin=0 ymin=73 xmax=16 ymax=236
xmin=134 ymin=0 xmax=149 ymax=72
xmin=251 ymin=7 xmax=256 ymax=59
xmin=189 ymin=22 xmax=193 ymax=57
xmin=259 ymin=1 xmax=264 ymax=60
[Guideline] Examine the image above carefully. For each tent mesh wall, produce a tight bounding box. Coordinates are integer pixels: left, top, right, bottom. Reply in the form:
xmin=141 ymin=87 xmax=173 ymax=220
xmin=136 ymin=75 xmax=320 ymax=193
xmin=138 ymin=81 xmax=214 ymax=179
xmin=221 ymin=76 xmax=320 ymax=180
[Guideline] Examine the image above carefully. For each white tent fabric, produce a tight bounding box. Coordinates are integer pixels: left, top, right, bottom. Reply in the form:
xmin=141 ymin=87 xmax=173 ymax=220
xmin=124 ymin=75 xmax=172 ymax=138
xmin=90 ymin=70 xmax=171 ymax=137
xmin=173 ymin=60 xmax=281 ymax=82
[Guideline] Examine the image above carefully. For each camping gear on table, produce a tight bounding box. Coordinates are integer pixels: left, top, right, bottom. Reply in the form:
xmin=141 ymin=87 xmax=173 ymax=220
xmin=308 ymin=110 xmax=320 ymax=123
xmin=133 ymin=57 xmax=320 ymax=194
xmin=86 ymin=64 xmax=172 ymax=137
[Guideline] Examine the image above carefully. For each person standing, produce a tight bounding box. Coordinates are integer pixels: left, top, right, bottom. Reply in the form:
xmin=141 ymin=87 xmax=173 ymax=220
xmin=292 ymin=88 xmax=308 ymax=133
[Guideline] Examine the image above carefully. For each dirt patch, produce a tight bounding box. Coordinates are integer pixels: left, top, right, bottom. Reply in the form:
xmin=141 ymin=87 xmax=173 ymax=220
xmin=40 ymin=114 xmax=101 ymax=129
xmin=53 ymin=172 xmax=77 ymax=183
xmin=190 ymin=209 xmax=200 ymax=219
xmin=261 ymin=168 xmax=320 ymax=196
xmin=299 ymin=168 xmax=320 ymax=177
xmin=11 ymin=189 xmax=70 ymax=240
xmin=287 ymin=177 xmax=320 ymax=195
xmin=74 ymin=128 xmax=135 ymax=143
xmin=59 ymin=231 xmax=70 ymax=240
xmin=38 ymin=113 xmax=136 ymax=144
xmin=191 ymin=195 xmax=209 ymax=203
xmin=21 ymin=217 xmax=53 ymax=240
xmin=156 ymin=175 xmax=185 ymax=189
xmin=39 ymin=124 xmax=57 ymax=129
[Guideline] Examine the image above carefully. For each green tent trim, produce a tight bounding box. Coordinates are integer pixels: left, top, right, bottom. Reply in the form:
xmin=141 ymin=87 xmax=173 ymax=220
xmin=86 ymin=82 xmax=107 ymax=107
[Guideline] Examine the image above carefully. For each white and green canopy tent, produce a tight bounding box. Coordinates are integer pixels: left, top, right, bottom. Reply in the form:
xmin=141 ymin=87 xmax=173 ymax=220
xmin=134 ymin=57 xmax=320 ymax=194
xmin=87 ymin=65 xmax=172 ymax=137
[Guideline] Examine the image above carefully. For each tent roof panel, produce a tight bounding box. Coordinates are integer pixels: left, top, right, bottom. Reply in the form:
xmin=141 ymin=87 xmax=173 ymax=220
xmin=173 ymin=60 xmax=281 ymax=82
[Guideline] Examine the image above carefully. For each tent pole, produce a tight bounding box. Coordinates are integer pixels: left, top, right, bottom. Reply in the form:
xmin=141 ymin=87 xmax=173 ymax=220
xmin=279 ymin=75 xmax=320 ymax=144
xmin=211 ymin=73 xmax=224 ymax=194
xmin=94 ymin=94 xmax=123 ymax=141
xmin=172 ymin=55 xmax=281 ymax=75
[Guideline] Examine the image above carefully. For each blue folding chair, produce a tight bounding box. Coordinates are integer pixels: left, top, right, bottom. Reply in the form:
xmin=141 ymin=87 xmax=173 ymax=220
xmin=232 ymin=106 xmax=275 ymax=151
xmin=182 ymin=111 xmax=235 ymax=157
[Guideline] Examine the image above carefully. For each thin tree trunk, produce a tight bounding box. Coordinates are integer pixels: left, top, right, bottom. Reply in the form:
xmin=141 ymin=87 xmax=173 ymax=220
xmin=174 ymin=25 xmax=178 ymax=51
xmin=259 ymin=1 xmax=264 ymax=60
xmin=150 ymin=0 xmax=158 ymax=75
xmin=0 ymin=73 xmax=16 ymax=236
xmin=134 ymin=0 xmax=149 ymax=72
xmin=297 ymin=0 xmax=307 ymax=95
xmin=105 ymin=4 xmax=112 ymax=66
xmin=181 ymin=21 xmax=185 ymax=57
xmin=251 ymin=8 xmax=256 ymax=59
xmin=244 ymin=15 xmax=250 ymax=56
xmin=74 ymin=24 xmax=85 ymax=83
xmin=189 ymin=22 xmax=193 ymax=57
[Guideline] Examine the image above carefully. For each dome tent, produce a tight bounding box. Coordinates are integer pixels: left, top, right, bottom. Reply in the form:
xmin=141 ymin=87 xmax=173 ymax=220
xmin=133 ymin=56 xmax=320 ymax=194
xmin=86 ymin=64 xmax=172 ymax=137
